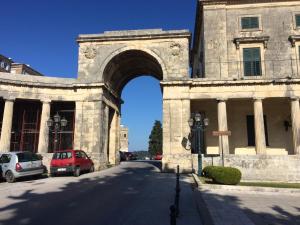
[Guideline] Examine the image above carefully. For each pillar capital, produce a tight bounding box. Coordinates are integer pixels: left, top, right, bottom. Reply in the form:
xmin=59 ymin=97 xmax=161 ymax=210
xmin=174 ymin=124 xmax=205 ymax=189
xmin=3 ymin=96 xmax=15 ymax=102
xmin=40 ymin=99 xmax=51 ymax=104
xmin=253 ymin=97 xmax=264 ymax=101
xmin=290 ymin=96 xmax=299 ymax=101
xmin=217 ymin=97 xmax=227 ymax=102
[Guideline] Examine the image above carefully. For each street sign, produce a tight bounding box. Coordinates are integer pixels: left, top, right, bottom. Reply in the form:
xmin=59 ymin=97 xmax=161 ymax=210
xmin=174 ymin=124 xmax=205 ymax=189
xmin=212 ymin=131 xmax=231 ymax=136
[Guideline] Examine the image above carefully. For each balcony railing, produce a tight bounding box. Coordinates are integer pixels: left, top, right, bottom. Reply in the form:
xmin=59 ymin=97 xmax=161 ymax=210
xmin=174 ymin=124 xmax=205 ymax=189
xmin=196 ymin=59 xmax=300 ymax=80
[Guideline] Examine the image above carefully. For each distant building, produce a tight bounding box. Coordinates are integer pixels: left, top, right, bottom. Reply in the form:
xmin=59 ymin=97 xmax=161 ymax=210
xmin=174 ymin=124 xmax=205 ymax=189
xmin=120 ymin=125 xmax=129 ymax=152
xmin=0 ymin=54 xmax=43 ymax=76
xmin=0 ymin=54 xmax=13 ymax=73
xmin=11 ymin=63 xmax=43 ymax=76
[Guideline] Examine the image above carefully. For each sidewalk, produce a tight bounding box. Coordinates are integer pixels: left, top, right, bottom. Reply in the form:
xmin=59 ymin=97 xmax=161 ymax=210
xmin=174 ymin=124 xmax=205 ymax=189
xmin=177 ymin=175 xmax=203 ymax=225
xmin=192 ymin=174 xmax=300 ymax=225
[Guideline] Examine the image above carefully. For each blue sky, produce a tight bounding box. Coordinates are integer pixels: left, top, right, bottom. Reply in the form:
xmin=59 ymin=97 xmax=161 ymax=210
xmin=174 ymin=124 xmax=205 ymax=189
xmin=0 ymin=0 xmax=196 ymax=151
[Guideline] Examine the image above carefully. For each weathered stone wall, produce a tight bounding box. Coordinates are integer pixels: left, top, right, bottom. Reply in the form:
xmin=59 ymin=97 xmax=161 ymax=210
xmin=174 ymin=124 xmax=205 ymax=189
xmin=77 ymin=29 xmax=190 ymax=83
xmin=202 ymin=154 xmax=300 ymax=182
xmin=198 ymin=1 xmax=300 ymax=79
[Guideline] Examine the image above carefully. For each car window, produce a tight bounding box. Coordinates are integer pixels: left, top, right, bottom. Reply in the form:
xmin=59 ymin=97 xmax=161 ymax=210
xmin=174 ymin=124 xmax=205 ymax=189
xmin=53 ymin=152 xmax=72 ymax=160
xmin=75 ymin=151 xmax=82 ymax=159
xmin=0 ymin=154 xmax=11 ymax=163
xmin=81 ymin=151 xmax=88 ymax=159
xmin=17 ymin=152 xmax=37 ymax=162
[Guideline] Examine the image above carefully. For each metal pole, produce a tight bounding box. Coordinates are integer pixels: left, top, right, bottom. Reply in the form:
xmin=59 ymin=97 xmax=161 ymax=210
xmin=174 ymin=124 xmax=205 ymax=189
xmin=221 ymin=135 xmax=224 ymax=167
xmin=54 ymin=123 xmax=59 ymax=151
xmin=170 ymin=205 xmax=176 ymax=225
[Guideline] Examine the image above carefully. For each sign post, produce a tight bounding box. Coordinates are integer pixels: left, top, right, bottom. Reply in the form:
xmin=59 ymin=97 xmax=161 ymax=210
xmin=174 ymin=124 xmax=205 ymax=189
xmin=212 ymin=131 xmax=231 ymax=167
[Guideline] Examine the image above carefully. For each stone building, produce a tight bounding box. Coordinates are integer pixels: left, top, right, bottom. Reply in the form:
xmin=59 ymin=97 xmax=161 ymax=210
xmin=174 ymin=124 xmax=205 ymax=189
xmin=0 ymin=0 xmax=300 ymax=181
xmin=0 ymin=54 xmax=12 ymax=73
xmin=120 ymin=125 xmax=129 ymax=152
xmin=11 ymin=63 xmax=43 ymax=76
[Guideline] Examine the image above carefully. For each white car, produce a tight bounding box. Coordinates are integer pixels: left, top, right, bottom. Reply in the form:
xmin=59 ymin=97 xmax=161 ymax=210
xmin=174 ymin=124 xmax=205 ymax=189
xmin=0 ymin=151 xmax=44 ymax=183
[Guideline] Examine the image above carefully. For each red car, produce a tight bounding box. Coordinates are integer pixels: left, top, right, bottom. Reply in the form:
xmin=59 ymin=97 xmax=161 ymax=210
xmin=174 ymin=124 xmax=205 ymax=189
xmin=154 ymin=154 xmax=163 ymax=160
xmin=50 ymin=150 xmax=94 ymax=177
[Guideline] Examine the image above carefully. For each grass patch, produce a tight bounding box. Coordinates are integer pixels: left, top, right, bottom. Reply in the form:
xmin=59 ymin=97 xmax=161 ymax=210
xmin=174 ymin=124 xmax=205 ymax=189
xmin=239 ymin=182 xmax=300 ymax=189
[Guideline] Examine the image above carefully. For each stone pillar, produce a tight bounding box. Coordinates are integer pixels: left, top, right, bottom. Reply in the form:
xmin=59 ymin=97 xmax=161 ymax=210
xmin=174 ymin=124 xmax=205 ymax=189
xmin=254 ymin=98 xmax=266 ymax=154
xmin=290 ymin=98 xmax=300 ymax=154
xmin=217 ymin=99 xmax=229 ymax=154
xmin=73 ymin=101 xmax=84 ymax=150
xmin=162 ymin=98 xmax=191 ymax=172
xmin=102 ymin=103 xmax=110 ymax=164
xmin=37 ymin=100 xmax=51 ymax=153
xmin=0 ymin=98 xmax=14 ymax=152
xmin=108 ymin=109 xmax=118 ymax=164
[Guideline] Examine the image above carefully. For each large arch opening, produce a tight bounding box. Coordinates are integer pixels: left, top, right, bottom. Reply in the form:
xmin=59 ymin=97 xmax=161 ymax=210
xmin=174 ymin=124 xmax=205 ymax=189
xmin=102 ymin=49 xmax=164 ymax=162
xmin=103 ymin=50 xmax=164 ymax=96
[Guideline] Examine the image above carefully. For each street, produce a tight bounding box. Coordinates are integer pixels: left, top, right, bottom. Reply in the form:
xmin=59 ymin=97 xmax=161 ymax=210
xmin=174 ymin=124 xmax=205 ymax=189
xmin=0 ymin=161 xmax=201 ymax=225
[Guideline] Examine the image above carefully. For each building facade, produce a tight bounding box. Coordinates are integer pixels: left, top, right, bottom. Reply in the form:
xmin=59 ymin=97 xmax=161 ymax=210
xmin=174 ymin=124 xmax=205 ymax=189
xmin=0 ymin=0 xmax=300 ymax=181
xmin=120 ymin=125 xmax=129 ymax=152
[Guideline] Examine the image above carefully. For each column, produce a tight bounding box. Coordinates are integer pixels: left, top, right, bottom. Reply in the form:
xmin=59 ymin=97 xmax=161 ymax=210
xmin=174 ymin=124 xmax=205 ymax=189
xmin=37 ymin=100 xmax=51 ymax=153
xmin=108 ymin=109 xmax=117 ymax=164
xmin=217 ymin=99 xmax=229 ymax=154
xmin=290 ymin=98 xmax=300 ymax=154
xmin=73 ymin=101 xmax=84 ymax=150
xmin=0 ymin=98 xmax=14 ymax=152
xmin=102 ymin=103 xmax=109 ymax=163
xmin=254 ymin=98 xmax=266 ymax=154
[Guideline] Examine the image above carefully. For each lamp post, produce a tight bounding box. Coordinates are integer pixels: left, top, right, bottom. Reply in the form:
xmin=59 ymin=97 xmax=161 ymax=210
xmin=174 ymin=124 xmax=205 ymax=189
xmin=188 ymin=113 xmax=209 ymax=175
xmin=47 ymin=113 xmax=68 ymax=151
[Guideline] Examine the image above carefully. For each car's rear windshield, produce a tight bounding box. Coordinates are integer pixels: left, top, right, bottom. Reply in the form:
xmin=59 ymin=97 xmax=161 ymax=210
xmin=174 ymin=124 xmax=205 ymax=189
xmin=53 ymin=152 xmax=72 ymax=160
xmin=17 ymin=152 xmax=40 ymax=162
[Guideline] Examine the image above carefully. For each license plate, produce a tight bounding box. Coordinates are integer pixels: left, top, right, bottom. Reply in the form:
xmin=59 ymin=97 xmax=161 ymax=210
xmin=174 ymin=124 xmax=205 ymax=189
xmin=57 ymin=168 xmax=66 ymax=172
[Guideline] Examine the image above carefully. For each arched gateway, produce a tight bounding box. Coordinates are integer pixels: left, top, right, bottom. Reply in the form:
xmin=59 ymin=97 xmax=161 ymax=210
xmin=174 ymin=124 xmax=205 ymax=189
xmin=0 ymin=29 xmax=192 ymax=172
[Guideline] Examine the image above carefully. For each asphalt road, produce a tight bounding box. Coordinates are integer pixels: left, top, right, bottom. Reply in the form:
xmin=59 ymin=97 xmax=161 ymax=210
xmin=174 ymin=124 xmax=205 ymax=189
xmin=0 ymin=161 xmax=201 ymax=225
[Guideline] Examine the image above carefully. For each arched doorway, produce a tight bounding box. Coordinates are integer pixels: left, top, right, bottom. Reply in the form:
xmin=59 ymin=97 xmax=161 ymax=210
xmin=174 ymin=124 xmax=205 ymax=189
xmin=75 ymin=29 xmax=191 ymax=171
xmin=102 ymin=50 xmax=163 ymax=165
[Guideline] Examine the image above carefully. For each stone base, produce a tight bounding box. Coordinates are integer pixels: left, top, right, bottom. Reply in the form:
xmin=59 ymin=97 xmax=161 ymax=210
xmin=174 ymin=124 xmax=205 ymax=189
xmin=202 ymin=154 xmax=300 ymax=182
xmin=162 ymin=154 xmax=194 ymax=173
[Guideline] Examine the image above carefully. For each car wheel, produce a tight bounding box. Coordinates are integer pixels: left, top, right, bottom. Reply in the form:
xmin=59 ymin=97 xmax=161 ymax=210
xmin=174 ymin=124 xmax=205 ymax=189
xmin=5 ymin=171 xmax=16 ymax=183
xmin=89 ymin=165 xmax=95 ymax=173
xmin=74 ymin=167 xmax=80 ymax=177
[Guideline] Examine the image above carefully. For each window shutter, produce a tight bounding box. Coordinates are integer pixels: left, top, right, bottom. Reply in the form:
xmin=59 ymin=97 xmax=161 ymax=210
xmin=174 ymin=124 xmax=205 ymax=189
xmin=296 ymin=15 xmax=300 ymax=27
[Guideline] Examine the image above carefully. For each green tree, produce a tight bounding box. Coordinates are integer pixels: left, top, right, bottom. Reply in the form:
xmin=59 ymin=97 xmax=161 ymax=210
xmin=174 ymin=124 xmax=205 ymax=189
xmin=148 ymin=120 xmax=162 ymax=156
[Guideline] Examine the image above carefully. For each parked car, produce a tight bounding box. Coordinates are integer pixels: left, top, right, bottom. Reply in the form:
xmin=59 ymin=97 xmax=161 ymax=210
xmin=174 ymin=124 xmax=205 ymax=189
xmin=0 ymin=151 xmax=44 ymax=183
xmin=119 ymin=151 xmax=137 ymax=161
xmin=50 ymin=150 xmax=94 ymax=177
xmin=154 ymin=154 xmax=163 ymax=160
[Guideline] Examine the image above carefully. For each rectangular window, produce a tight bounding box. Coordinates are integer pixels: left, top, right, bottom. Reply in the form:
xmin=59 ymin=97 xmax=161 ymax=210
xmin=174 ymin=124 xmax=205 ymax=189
xmin=243 ymin=48 xmax=262 ymax=76
xmin=246 ymin=115 xmax=269 ymax=146
xmin=241 ymin=17 xmax=259 ymax=29
xmin=296 ymin=14 xmax=300 ymax=27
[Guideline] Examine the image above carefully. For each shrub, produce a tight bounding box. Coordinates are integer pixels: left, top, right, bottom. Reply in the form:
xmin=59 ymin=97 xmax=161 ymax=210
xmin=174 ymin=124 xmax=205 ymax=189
xmin=202 ymin=166 xmax=215 ymax=178
xmin=202 ymin=166 xmax=242 ymax=185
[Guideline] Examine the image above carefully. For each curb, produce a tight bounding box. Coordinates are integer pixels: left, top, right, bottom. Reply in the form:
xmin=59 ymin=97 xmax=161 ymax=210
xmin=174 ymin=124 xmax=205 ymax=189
xmin=192 ymin=173 xmax=300 ymax=195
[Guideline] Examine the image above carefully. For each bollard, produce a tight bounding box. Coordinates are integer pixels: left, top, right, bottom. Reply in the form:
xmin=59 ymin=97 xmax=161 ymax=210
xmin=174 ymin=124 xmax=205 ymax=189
xmin=175 ymin=192 xmax=180 ymax=217
xmin=170 ymin=205 xmax=176 ymax=225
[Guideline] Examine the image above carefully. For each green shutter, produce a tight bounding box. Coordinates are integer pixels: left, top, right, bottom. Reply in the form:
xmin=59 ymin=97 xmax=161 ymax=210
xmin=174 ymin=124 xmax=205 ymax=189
xmin=243 ymin=48 xmax=261 ymax=76
xmin=241 ymin=17 xmax=259 ymax=29
xmin=296 ymin=15 xmax=300 ymax=27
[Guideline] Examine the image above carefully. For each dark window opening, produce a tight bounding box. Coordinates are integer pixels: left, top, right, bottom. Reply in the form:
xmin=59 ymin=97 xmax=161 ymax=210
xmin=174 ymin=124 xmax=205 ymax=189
xmin=48 ymin=102 xmax=75 ymax=153
xmin=296 ymin=14 xmax=300 ymax=27
xmin=246 ymin=115 xmax=269 ymax=147
xmin=241 ymin=17 xmax=259 ymax=29
xmin=243 ymin=48 xmax=262 ymax=76
xmin=10 ymin=100 xmax=41 ymax=152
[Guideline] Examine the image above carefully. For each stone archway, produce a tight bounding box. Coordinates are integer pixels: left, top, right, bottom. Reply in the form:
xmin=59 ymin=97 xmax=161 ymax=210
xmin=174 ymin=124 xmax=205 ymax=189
xmin=102 ymin=49 xmax=164 ymax=96
xmin=75 ymin=29 xmax=192 ymax=172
